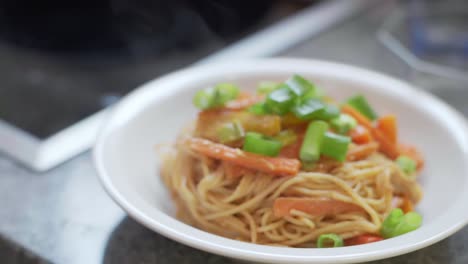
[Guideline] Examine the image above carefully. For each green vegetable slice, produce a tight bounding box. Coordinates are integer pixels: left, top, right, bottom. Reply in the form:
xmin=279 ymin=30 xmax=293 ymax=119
xmin=243 ymin=132 xmax=282 ymax=157
xmin=300 ymin=121 xmax=329 ymax=162
xmin=317 ymin=234 xmax=344 ymax=248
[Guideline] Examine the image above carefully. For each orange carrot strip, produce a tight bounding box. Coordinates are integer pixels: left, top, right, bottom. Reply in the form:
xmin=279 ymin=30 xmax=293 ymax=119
xmin=342 ymin=105 xmax=399 ymax=159
xmin=342 ymin=105 xmax=374 ymax=129
xmin=187 ymin=137 xmax=300 ymax=176
xmin=345 ymin=234 xmax=383 ymax=246
xmin=349 ymin=125 xmax=373 ymax=144
xmin=225 ymin=94 xmax=264 ymax=110
xmin=399 ymin=143 xmax=424 ymax=170
xmin=223 ymin=162 xmax=253 ymax=178
xmin=346 ymin=142 xmax=379 ymax=161
xmin=376 ymin=115 xmax=397 ymax=144
xmin=273 ymin=197 xmax=364 ymax=217
xmin=400 ymin=196 xmax=414 ymax=213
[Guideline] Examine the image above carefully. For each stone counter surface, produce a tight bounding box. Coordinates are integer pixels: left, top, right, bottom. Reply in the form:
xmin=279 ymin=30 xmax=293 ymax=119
xmin=1 ymin=1 xmax=468 ymax=263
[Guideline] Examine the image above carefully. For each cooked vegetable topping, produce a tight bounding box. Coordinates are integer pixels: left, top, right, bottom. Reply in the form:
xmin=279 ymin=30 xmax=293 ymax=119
xmin=376 ymin=115 xmax=397 ymax=144
xmin=257 ymin=81 xmax=279 ymax=94
xmin=285 ymin=74 xmax=315 ymax=97
xmin=349 ymin=125 xmax=373 ymax=144
xmin=292 ymin=98 xmax=325 ymax=120
xmin=217 ymin=121 xmax=244 ymax=144
xmin=313 ymin=104 xmax=340 ymax=121
xmin=317 ymin=233 xmax=344 ymax=248
xmin=248 ymin=102 xmax=267 ymax=115
xmin=345 ymin=234 xmax=383 ymax=246
xmin=274 ymin=197 xmax=364 ymax=217
xmin=195 ymin=110 xmax=280 ymax=142
xmin=330 ymin=113 xmax=357 ymax=134
xmin=300 ymin=121 xmax=329 ymax=162
xmin=193 ymin=87 xmax=218 ymax=110
xmin=225 ymin=93 xmax=264 ymax=110
xmin=396 ymin=155 xmax=417 ymax=174
xmin=243 ymin=132 xmax=282 ymax=157
xmin=193 ymin=83 xmax=240 ymax=110
xmin=216 ymin=83 xmax=241 ymax=105
xmin=380 ymin=208 xmax=422 ymax=238
xmin=321 ymin=132 xmax=351 ymax=162
xmin=342 ymin=105 xmax=399 ymax=159
xmin=187 ymin=137 xmax=300 ymax=176
xmin=265 ymin=85 xmax=296 ymax=115
xmin=193 ymin=75 xmax=422 ymax=165
xmin=346 ymin=94 xmax=378 ymax=120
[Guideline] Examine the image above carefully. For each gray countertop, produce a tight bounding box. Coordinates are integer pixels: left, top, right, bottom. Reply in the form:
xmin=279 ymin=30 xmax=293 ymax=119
xmin=2 ymin=1 xmax=468 ymax=263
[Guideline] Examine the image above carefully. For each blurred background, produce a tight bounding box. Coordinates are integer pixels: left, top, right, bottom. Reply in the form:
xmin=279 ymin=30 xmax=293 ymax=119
xmin=0 ymin=0 xmax=467 ymax=263
xmin=0 ymin=0 xmax=308 ymax=138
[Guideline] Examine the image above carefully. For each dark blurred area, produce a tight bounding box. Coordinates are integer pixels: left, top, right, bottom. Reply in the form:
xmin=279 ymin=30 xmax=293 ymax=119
xmin=0 ymin=0 xmax=272 ymax=58
xmin=0 ymin=0 xmax=307 ymax=138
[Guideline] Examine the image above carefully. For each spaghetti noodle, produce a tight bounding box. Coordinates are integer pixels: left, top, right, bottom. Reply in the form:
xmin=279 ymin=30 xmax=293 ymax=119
xmin=159 ymin=76 xmax=423 ymax=247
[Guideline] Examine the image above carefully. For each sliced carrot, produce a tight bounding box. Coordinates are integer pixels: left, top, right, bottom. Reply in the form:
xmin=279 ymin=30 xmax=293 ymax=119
xmin=225 ymin=94 xmax=264 ymax=110
xmin=376 ymin=115 xmax=397 ymax=144
xmin=345 ymin=234 xmax=383 ymax=246
xmin=349 ymin=125 xmax=373 ymax=144
xmin=273 ymin=197 xmax=364 ymax=217
xmin=341 ymin=105 xmax=374 ymax=129
xmin=187 ymin=137 xmax=300 ymax=176
xmin=342 ymin=105 xmax=399 ymax=159
xmin=399 ymin=143 xmax=424 ymax=170
xmin=223 ymin=162 xmax=253 ymax=178
xmin=400 ymin=195 xmax=414 ymax=213
xmin=346 ymin=142 xmax=379 ymax=161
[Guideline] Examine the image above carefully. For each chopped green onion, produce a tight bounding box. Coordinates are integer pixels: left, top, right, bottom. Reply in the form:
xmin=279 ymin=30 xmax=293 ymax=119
xmin=193 ymin=83 xmax=240 ymax=110
xmin=396 ymin=155 xmax=417 ymax=174
xmin=248 ymin=102 xmax=267 ymax=115
xmin=313 ymin=104 xmax=340 ymax=121
xmin=257 ymin=81 xmax=279 ymax=94
xmin=285 ymin=74 xmax=315 ymax=97
xmin=217 ymin=121 xmax=245 ymax=143
xmin=381 ymin=209 xmax=404 ymax=238
xmin=300 ymin=121 xmax=329 ymax=162
xmin=330 ymin=113 xmax=357 ymax=134
xmin=317 ymin=234 xmax=344 ymax=248
xmin=381 ymin=208 xmax=422 ymax=238
xmin=291 ymin=98 xmax=325 ymax=120
xmin=243 ymin=132 xmax=282 ymax=157
xmin=265 ymin=85 xmax=296 ymax=115
xmin=303 ymin=86 xmax=326 ymax=99
xmin=215 ymin=83 xmax=240 ymax=105
xmin=392 ymin=212 xmax=423 ymax=237
xmin=274 ymin=130 xmax=297 ymax=146
xmin=193 ymin=87 xmax=217 ymax=110
xmin=346 ymin=94 xmax=378 ymax=120
xmin=321 ymin=132 xmax=351 ymax=162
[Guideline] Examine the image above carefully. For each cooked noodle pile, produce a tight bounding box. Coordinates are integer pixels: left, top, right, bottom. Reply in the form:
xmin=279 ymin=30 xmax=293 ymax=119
xmin=159 ymin=76 xmax=424 ymax=247
xmin=160 ymin=133 xmax=422 ymax=247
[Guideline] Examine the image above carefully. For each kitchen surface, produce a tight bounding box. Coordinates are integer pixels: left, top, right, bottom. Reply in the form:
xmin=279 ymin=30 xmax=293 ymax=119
xmin=1 ymin=0 xmax=468 ymax=263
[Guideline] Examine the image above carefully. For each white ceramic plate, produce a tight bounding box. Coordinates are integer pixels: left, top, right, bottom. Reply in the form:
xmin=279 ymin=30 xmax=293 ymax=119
xmin=94 ymin=58 xmax=468 ymax=264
